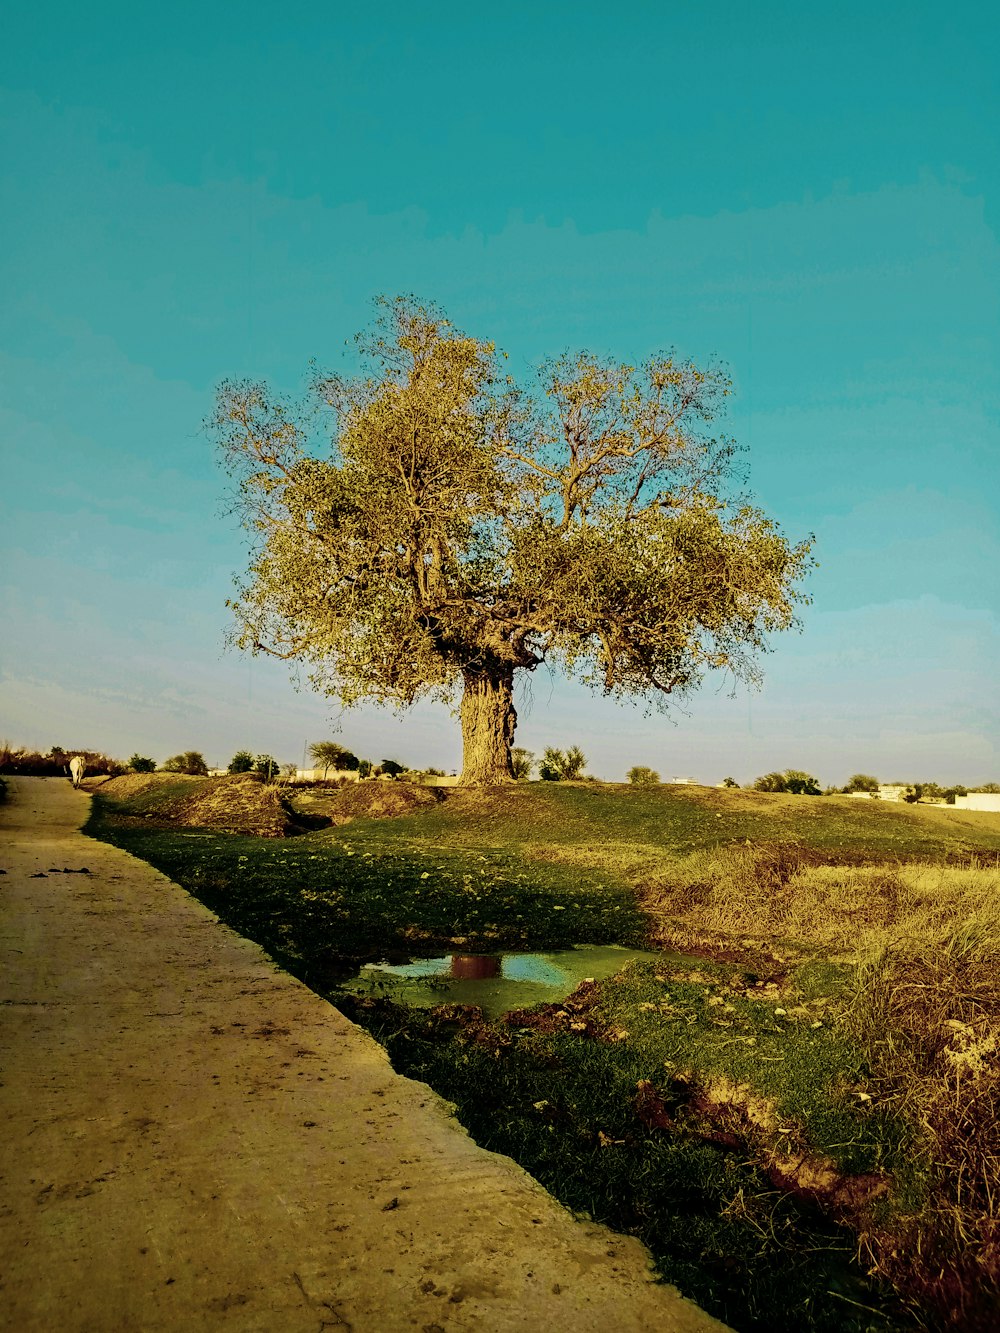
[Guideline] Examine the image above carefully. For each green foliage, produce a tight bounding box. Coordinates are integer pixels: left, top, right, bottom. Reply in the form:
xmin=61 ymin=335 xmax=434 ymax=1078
xmin=845 ymin=773 xmax=879 ymax=793
xmin=721 ymin=775 xmax=740 ymax=788
xmin=128 ymin=754 xmax=157 ymax=773
xmin=228 ymin=749 xmax=255 ymax=774
xmin=358 ymin=759 xmax=373 ymax=778
xmin=212 ymin=298 xmax=813 ymax=781
xmin=511 ymin=747 xmax=534 ymax=779
xmin=309 ymin=741 xmax=360 ymax=776
xmin=538 ymin=745 xmax=587 ymax=781
xmin=754 ymin=769 xmax=820 ymax=795
xmin=161 ymin=751 xmax=209 ymax=776
xmin=627 ymin=765 xmax=660 ymax=786
xmin=378 ymin=758 xmax=405 ymax=778
xmin=254 ymin=754 xmax=279 ymax=781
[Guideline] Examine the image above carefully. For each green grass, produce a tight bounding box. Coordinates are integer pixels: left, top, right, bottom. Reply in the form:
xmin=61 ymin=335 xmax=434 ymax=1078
xmin=314 ymin=783 xmax=1000 ymax=867
xmin=86 ymin=808 xmax=647 ymax=987
xmin=343 ymin=955 xmax=920 ymax=1333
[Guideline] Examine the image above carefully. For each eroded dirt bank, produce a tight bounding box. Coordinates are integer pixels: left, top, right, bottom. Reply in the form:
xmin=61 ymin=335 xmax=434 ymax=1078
xmin=0 ymin=778 xmax=727 ymax=1332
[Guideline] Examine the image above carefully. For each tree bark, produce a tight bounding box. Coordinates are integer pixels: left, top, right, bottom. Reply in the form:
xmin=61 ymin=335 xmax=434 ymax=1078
xmin=459 ymin=666 xmax=517 ymax=784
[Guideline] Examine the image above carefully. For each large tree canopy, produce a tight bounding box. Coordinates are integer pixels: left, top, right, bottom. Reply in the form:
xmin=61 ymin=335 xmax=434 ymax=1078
xmin=212 ymin=298 xmax=813 ymax=784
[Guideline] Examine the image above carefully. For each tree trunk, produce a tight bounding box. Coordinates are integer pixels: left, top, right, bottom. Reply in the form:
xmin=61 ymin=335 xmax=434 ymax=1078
xmin=459 ymin=666 xmax=517 ymax=785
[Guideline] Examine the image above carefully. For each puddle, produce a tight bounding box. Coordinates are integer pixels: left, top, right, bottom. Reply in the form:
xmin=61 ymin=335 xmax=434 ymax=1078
xmin=339 ymin=944 xmax=672 ymax=1018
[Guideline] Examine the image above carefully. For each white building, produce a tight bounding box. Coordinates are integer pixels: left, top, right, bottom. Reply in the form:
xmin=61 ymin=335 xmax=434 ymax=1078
xmin=952 ymin=793 xmax=1000 ymax=813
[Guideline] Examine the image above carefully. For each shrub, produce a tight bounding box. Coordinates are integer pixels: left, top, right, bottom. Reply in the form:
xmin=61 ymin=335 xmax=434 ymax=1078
xmin=511 ymin=748 xmax=534 ymax=780
xmin=0 ymin=744 xmax=125 ymax=777
xmin=721 ymin=776 xmax=740 ymax=788
xmin=162 ymin=751 xmax=209 ymax=776
xmin=539 ymin=746 xmax=587 ymax=781
xmin=627 ymin=766 xmax=660 ymax=786
xmin=128 ymin=755 xmax=157 ymax=773
xmin=845 ymin=773 xmax=879 ymax=794
xmin=228 ymin=750 xmax=254 ymax=774
xmin=255 ymin=754 xmax=279 ymax=781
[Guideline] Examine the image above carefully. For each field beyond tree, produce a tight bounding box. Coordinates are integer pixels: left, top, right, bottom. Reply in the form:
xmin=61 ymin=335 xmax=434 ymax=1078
xmin=88 ymin=776 xmax=1000 ymax=1333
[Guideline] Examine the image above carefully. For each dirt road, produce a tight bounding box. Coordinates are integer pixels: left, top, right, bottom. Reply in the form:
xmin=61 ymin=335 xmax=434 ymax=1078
xmin=0 ymin=778 xmax=727 ymax=1332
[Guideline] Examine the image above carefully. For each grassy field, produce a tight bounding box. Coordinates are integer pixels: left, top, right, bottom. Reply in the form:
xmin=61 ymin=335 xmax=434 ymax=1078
xmin=87 ymin=777 xmax=1000 ymax=1332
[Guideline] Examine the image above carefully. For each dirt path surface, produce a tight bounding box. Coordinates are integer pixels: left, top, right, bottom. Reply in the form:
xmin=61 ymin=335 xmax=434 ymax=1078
xmin=0 ymin=779 xmax=727 ymax=1333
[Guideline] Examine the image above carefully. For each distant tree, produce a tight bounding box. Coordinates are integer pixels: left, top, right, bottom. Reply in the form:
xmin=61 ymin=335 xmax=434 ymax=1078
xmin=917 ymin=781 xmax=946 ymax=800
xmin=309 ymin=741 xmax=360 ymax=777
xmin=49 ymin=746 xmax=66 ymax=758
xmin=627 ymin=766 xmax=660 ymax=786
xmin=128 ymin=755 xmax=157 ymax=773
xmin=228 ymin=749 xmax=255 ymax=774
xmin=973 ymin=783 xmax=1000 ymax=794
xmin=753 ymin=769 xmax=820 ymax=795
xmin=903 ymin=784 xmax=922 ymax=803
xmin=213 ymin=299 xmax=813 ymax=785
xmin=511 ymin=748 xmax=534 ymax=780
xmin=845 ymin=774 xmax=879 ymax=794
xmin=379 ymin=758 xmax=405 ymax=778
xmin=358 ymin=759 xmax=373 ymax=778
xmin=721 ymin=776 xmax=740 ymax=788
xmin=163 ymin=751 xmax=209 ymax=776
xmin=538 ymin=746 xmax=587 ymax=781
xmin=944 ymin=785 xmax=968 ymax=804
xmin=255 ymin=754 xmax=279 ymax=781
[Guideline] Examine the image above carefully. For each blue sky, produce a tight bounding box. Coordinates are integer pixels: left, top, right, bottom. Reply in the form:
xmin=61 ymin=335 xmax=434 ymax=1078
xmin=2 ymin=1 xmax=997 ymax=784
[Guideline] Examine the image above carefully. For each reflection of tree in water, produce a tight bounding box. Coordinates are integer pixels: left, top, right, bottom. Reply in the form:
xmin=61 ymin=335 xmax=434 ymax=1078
xmin=450 ymin=955 xmax=501 ymax=980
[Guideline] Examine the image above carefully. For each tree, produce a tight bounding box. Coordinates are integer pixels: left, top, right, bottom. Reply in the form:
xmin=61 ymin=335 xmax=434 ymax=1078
xmin=753 ymin=769 xmax=820 ymax=795
xmin=309 ymin=740 xmax=360 ymax=778
xmin=721 ymin=776 xmax=740 ymax=788
xmin=627 ymin=765 xmax=660 ymax=786
xmin=255 ymin=754 xmax=279 ymax=781
xmin=228 ymin=749 xmax=255 ymax=774
xmin=378 ymin=758 xmax=405 ymax=778
xmin=538 ymin=746 xmax=587 ymax=781
xmin=845 ymin=773 xmax=879 ymax=794
xmin=213 ymin=298 xmax=813 ymax=785
xmin=163 ymin=751 xmax=208 ymax=776
xmin=128 ymin=754 xmax=157 ymax=772
xmin=511 ymin=747 xmax=534 ymax=779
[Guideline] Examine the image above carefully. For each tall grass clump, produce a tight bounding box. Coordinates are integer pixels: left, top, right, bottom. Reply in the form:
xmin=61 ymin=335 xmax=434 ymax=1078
xmin=848 ymin=903 xmax=1000 ymax=1330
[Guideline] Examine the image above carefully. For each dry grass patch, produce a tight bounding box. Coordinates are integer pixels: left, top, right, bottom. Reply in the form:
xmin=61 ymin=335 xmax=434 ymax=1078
xmin=98 ymin=771 xmax=300 ymax=837
xmin=300 ymin=780 xmax=443 ymax=826
xmin=641 ymin=848 xmax=1000 ymax=955
xmin=850 ymin=921 xmax=1000 ymax=1330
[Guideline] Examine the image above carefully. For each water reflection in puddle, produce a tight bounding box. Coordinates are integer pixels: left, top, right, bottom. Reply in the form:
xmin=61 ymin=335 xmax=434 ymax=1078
xmin=341 ymin=944 xmax=670 ymax=1019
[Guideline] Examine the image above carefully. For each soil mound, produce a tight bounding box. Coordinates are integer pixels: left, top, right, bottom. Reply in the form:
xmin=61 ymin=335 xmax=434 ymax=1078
xmin=167 ymin=773 xmax=299 ymax=838
xmin=319 ymin=780 xmax=443 ymax=826
xmin=96 ymin=772 xmax=203 ymax=801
